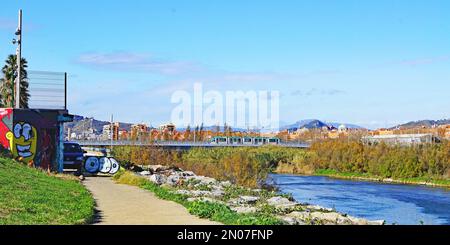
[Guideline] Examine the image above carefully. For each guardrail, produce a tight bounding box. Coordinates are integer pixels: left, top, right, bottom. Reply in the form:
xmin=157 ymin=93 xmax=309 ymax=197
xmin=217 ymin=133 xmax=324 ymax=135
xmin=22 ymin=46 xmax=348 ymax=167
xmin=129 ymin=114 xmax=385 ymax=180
xmin=72 ymin=140 xmax=310 ymax=148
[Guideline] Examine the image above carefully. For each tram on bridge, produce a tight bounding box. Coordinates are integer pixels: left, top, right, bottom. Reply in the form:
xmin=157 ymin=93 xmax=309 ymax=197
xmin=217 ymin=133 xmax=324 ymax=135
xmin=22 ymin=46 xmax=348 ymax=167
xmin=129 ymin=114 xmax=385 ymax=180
xmin=210 ymin=136 xmax=281 ymax=145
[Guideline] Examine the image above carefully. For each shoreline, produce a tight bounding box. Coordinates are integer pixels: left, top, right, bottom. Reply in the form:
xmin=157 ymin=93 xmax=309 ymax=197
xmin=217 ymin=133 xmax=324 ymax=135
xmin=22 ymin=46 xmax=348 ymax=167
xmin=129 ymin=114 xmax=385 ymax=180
xmin=273 ymin=170 xmax=450 ymax=189
xmin=114 ymin=166 xmax=385 ymax=225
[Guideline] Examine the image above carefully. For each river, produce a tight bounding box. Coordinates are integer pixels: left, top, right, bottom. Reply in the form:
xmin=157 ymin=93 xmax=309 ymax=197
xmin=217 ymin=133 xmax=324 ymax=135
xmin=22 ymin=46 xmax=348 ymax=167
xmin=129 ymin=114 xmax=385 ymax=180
xmin=270 ymin=174 xmax=450 ymax=225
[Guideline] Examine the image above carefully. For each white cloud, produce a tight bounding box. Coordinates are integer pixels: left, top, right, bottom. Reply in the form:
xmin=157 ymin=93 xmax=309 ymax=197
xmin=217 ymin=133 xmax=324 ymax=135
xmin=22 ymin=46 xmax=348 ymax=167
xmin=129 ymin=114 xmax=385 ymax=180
xmin=76 ymin=52 xmax=202 ymax=75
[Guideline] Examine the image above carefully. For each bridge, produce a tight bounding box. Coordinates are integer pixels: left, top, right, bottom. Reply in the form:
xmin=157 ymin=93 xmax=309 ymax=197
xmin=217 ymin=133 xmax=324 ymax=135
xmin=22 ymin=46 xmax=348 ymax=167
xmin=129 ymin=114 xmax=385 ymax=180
xmin=72 ymin=140 xmax=310 ymax=149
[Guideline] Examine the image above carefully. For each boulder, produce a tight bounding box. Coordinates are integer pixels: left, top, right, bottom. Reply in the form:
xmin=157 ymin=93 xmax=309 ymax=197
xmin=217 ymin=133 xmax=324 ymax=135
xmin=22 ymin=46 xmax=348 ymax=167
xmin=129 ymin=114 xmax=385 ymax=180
xmin=181 ymin=171 xmax=196 ymax=177
xmin=231 ymin=206 xmax=259 ymax=214
xmin=175 ymin=190 xmax=191 ymax=196
xmin=239 ymin=196 xmax=260 ymax=204
xmin=306 ymin=205 xmax=334 ymax=212
xmin=140 ymin=171 xmax=152 ymax=176
xmin=267 ymin=196 xmax=292 ymax=206
xmin=219 ymin=181 xmax=232 ymax=187
xmin=187 ymin=197 xmax=223 ymax=204
xmin=188 ymin=176 xmax=217 ymax=185
xmin=229 ymin=196 xmax=260 ymax=205
xmin=267 ymin=196 xmax=298 ymax=210
xmin=149 ymin=174 xmax=167 ymax=185
xmin=166 ymin=174 xmax=182 ymax=186
xmin=148 ymin=165 xmax=170 ymax=173
xmin=278 ymin=215 xmax=306 ymax=225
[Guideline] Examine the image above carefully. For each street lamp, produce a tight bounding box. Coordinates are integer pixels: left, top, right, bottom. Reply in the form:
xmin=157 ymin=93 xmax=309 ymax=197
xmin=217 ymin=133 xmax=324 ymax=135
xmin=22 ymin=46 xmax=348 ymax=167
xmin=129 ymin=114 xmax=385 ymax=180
xmin=12 ymin=9 xmax=22 ymax=109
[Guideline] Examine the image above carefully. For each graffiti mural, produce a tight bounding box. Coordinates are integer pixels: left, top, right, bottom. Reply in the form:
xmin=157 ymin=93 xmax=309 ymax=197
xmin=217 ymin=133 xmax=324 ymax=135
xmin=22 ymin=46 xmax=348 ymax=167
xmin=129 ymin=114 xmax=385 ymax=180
xmin=0 ymin=108 xmax=13 ymax=150
xmin=0 ymin=108 xmax=73 ymax=172
xmin=9 ymin=122 xmax=38 ymax=164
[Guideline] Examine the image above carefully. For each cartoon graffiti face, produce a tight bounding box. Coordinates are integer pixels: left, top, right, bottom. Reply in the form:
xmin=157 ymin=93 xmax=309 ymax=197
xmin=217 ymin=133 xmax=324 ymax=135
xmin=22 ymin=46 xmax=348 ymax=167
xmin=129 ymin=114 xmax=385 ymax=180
xmin=7 ymin=122 xmax=38 ymax=163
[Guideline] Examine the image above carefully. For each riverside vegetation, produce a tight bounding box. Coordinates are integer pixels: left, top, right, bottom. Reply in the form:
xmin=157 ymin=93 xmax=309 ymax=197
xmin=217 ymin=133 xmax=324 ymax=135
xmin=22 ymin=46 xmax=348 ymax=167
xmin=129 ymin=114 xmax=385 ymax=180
xmin=113 ymin=139 xmax=450 ymax=188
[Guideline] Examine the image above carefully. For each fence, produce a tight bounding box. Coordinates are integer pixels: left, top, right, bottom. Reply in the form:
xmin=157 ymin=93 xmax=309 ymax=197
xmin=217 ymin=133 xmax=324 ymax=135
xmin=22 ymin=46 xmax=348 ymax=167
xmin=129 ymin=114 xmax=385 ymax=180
xmin=27 ymin=70 xmax=66 ymax=110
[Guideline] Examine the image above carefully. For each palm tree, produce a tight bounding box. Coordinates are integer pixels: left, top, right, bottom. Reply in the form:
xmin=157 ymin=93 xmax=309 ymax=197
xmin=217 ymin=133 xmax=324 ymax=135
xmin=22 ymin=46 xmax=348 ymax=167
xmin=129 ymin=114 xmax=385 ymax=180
xmin=0 ymin=54 xmax=30 ymax=108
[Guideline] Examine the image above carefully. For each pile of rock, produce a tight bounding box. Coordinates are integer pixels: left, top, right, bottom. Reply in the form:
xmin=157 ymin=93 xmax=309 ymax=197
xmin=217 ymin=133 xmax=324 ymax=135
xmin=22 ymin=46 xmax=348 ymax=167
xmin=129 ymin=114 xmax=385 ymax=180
xmin=137 ymin=165 xmax=385 ymax=225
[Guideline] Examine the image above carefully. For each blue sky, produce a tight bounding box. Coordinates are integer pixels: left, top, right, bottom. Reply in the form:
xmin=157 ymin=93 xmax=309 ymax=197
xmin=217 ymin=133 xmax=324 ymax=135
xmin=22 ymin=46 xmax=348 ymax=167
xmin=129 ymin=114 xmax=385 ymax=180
xmin=0 ymin=0 xmax=449 ymax=129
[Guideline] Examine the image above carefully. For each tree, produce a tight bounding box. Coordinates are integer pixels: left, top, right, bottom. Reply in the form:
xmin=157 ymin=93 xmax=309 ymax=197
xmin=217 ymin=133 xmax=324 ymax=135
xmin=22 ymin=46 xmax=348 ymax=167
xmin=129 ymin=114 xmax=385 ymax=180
xmin=0 ymin=54 xmax=30 ymax=108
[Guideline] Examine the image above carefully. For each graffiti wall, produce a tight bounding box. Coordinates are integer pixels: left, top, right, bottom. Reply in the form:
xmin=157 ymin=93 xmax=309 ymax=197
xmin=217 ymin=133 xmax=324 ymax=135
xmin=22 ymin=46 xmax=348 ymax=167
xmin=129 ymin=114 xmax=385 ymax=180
xmin=0 ymin=108 xmax=70 ymax=171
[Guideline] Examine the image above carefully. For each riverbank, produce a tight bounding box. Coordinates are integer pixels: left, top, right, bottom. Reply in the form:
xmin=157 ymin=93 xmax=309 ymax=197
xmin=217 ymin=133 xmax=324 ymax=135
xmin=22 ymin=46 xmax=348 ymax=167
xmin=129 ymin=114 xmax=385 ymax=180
xmin=274 ymin=168 xmax=450 ymax=189
xmin=0 ymin=157 xmax=94 ymax=225
xmin=114 ymin=165 xmax=385 ymax=225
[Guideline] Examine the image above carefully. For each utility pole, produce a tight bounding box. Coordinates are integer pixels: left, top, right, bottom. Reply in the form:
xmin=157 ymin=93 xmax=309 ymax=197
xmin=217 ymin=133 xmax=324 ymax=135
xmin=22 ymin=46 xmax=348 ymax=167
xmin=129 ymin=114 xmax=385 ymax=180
xmin=14 ymin=9 xmax=22 ymax=109
xmin=110 ymin=114 xmax=113 ymax=156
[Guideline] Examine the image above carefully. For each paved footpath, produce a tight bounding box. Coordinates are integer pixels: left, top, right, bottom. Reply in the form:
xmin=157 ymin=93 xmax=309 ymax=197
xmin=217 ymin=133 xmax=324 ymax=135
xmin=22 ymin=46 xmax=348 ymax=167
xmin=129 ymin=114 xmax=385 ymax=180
xmin=83 ymin=177 xmax=220 ymax=225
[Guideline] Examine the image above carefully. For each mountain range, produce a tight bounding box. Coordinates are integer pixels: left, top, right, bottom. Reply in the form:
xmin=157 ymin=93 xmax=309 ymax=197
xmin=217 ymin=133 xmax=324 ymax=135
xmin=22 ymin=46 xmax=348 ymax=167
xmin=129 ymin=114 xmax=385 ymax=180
xmin=64 ymin=115 xmax=449 ymax=135
xmin=280 ymin=119 xmax=364 ymax=131
xmin=390 ymin=119 xmax=450 ymax=129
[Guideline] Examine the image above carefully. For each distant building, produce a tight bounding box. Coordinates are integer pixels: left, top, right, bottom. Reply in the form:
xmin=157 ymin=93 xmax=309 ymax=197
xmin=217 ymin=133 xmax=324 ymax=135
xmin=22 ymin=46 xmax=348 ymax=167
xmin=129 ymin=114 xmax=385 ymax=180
xmin=103 ymin=122 xmax=120 ymax=140
xmin=131 ymin=124 xmax=149 ymax=138
xmin=159 ymin=123 xmax=176 ymax=133
xmin=362 ymin=134 xmax=438 ymax=146
xmin=374 ymin=129 xmax=394 ymax=136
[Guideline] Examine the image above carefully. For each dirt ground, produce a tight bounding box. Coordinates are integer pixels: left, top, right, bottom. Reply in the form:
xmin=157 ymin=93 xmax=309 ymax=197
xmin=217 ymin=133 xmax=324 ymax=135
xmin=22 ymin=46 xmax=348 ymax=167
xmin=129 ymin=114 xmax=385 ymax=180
xmin=83 ymin=177 xmax=220 ymax=225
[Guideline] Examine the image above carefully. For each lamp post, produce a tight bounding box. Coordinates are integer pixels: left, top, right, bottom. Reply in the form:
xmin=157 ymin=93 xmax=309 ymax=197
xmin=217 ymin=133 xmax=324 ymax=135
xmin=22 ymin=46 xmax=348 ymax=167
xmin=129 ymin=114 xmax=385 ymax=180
xmin=14 ymin=9 xmax=22 ymax=109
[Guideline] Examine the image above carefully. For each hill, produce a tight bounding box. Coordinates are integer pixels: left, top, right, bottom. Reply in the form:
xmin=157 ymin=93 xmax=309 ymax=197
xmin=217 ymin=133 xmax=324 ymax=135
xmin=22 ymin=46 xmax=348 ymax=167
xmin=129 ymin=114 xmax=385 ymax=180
xmin=281 ymin=119 xmax=364 ymax=131
xmin=392 ymin=119 xmax=450 ymax=129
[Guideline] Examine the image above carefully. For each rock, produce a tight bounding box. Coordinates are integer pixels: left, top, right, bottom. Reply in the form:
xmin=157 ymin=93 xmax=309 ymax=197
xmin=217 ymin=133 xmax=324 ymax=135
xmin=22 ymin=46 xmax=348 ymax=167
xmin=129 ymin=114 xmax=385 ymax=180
xmin=367 ymin=220 xmax=385 ymax=225
xmin=220 ymin=181 xmax=232 ymax=187
xmin=187 ymin=197 xmax=224 ymax=204
xmin=310 ymin=212 xmax=352 ymax=225
xmin=211 ymin=189 xmax=225 ymax=198
xmin=267 ymin=196 xmax=292 ymax=206
xmin=181 ymin=171 xmax=196 ymax=177
xmin=285 ymin=211 xmax=351 ymax=225
xmin=189 ymin=176 xmax=217 ymax=185
xmin=278 ymin=215 xmax=306 ymax=225
xmin=176 ymin=190 xmax=191 ymax=196
xmin=231 ymin=206 xmax=259 ymax=214
xmin=130 ymin=165 xmax=144 ymax=172
xmin=306 ymin=205 xmax=334 ymax=212
xmin=267 ymin=196 xmax=298 ymax=210
xmin=166 ymin=174 xmax=182 ymax=186
xmin=140 ymin=171 xmax=152 ymax=176
xmin=78 ymin=175 xmax=85 ymax=181
xmin=239 ymin=196 xmax=260 ymax=204
xmin=347 ymin=216 xmax=385 ymax=225
xmin=148 ymin=165 xmax=170 ymax=173
xmin=229 ymin=196 xmax=260 ymax=205
xmin=149 ymin=174 xmax=167 ymax=185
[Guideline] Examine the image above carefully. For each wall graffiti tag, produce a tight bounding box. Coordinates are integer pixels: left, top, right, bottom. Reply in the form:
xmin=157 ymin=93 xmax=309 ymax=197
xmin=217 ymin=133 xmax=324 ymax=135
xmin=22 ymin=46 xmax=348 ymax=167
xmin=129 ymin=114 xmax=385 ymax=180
xmin=84 ymin=156 xmax=120 ymax=175
xmin=10 ymin=122 xmax=38 ymax=164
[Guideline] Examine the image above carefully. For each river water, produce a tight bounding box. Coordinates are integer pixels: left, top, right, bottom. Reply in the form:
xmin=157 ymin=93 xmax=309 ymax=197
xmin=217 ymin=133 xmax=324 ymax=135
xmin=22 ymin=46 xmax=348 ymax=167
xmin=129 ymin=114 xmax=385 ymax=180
xmin=270 ymin=174 xmax=450 ymax=225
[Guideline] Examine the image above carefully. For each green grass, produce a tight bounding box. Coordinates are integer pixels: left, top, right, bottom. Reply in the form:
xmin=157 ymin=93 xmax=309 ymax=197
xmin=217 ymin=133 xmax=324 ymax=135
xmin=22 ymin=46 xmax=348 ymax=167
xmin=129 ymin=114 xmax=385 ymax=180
xmin=314 ymin=169 xmax=450 ymax=187
xmin=113 ymin=170 xmax=284 ymax=225
xmin=0 ymin=157 xmax=95 ymax=225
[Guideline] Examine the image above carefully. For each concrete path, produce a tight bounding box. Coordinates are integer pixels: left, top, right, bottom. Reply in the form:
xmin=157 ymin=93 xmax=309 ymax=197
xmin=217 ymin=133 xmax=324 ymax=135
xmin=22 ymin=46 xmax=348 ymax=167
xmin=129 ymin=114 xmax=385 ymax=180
xmin=83 ymin=177 xmax=220 ymax=225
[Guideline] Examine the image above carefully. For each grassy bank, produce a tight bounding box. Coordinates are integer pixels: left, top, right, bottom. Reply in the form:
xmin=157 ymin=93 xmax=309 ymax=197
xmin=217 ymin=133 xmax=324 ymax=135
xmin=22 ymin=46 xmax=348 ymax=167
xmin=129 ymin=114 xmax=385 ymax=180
xmin=0 ymin=157 xmax=95 ymax=225
xmin=113 ymin=170 xmax=284 ymax=225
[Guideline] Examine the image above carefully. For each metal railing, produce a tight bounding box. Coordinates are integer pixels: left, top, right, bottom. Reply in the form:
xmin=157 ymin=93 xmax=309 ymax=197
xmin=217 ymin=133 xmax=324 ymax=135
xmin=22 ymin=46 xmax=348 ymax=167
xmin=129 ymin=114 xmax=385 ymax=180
xmin=27 ymin=70 xmax=66 ymax=110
